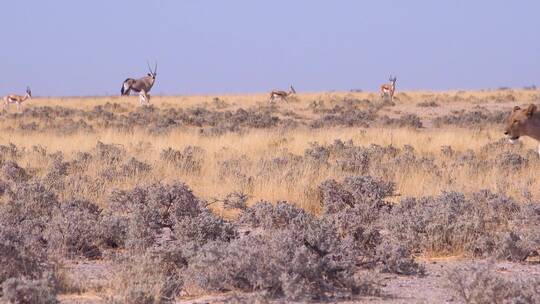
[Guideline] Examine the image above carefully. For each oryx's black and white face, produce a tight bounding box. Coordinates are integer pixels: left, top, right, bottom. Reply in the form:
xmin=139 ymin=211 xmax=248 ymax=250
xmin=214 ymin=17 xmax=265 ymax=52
xmin=26 ymin=87 xmax=32 ymax=98
xmin=121 ymin=61 xmax=158 ymax=97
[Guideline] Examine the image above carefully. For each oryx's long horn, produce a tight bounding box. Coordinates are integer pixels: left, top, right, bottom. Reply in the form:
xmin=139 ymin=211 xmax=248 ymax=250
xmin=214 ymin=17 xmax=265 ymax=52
xmin=147 ymin=61 xmax=154 ymax=74
xmin=154 ymin=61 xmax=157 ymax=75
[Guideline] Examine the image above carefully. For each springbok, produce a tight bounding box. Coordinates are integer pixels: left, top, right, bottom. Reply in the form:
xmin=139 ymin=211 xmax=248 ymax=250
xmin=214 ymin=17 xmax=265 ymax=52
xmin=121 ymin=62 xmax=157 ymax=105
xmin=269 ymin=85 xmax=296 ymax=103
xmin=380 ymin=76 xmax=397 ymax=101
xmin=3 ymin=86 xmax=32 ymax=111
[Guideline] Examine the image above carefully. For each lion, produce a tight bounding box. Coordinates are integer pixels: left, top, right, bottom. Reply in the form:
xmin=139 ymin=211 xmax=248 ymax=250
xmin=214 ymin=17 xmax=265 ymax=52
xmin=504 ymin=104 xmax=540 ymax=155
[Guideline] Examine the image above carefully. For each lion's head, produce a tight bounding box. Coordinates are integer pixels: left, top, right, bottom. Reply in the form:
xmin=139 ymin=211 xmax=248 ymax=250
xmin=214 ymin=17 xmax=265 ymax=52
xmin=504 ymin=104 xmax=538 ymax=142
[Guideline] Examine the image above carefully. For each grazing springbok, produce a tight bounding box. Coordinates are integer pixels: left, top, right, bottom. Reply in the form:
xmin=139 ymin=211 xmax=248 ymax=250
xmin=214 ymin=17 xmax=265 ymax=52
xmin=121 ymin=62 xmax=157 ymax=105
xmin=269 ymin=85 xmax=296 ymax=103
xmin=3 ymin=86 xmax=32 ymax=111
xmin=380 ymin=76 xmax=397 ymax=101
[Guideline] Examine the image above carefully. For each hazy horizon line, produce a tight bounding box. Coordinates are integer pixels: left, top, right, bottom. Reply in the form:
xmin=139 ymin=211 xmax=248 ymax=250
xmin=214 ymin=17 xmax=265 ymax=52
xmin=24 ymin=85 xmax=538 ymax=99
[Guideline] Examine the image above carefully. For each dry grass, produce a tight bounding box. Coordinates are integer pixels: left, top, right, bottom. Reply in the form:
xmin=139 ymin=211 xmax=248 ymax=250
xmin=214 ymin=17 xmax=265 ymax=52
xmin=1 ymin=89 xmax=539 ymax=213
xmin=2 ymin=89 xmax=539 ymax=302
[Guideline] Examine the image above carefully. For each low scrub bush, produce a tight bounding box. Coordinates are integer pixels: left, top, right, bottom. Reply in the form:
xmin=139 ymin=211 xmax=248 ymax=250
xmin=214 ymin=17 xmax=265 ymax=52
xmin=184 ymin=230 xmax=380 ymax=301
xmin=388 ymin=190 xmax=538 ymax=260
xmin=446 ymin=263 xmax=540 ymax=304
xmin=113 ymin=248 xmax=185 ymax=304
xmin=0 ymin=228 xmax=46 ymax=288
xmin=379 ymin=114 xmax=423 ymax=128
xmin=108 ymin=182 xmax=236 ymax=252
xmin=433 ymin=110 xmax=507 ymax=127
xmin=1 ymin=160 xmax=30 ymax=183
xmin=45 ymin=200 xmax=102 ymax=259
xmin=417 ymin=100 xmax=439 ymax=107
xmin=2 ymin=274 xmax=59 ymax=304
xmin=160 ymin=146 xmax=206 ymax=174
xmin=0 ymin=180 xmax=58 ymax=257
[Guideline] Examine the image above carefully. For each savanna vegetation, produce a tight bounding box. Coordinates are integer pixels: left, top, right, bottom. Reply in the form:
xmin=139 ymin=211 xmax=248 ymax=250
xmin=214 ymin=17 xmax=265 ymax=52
xmin=1 ymin=89 xmax=539 ymax=303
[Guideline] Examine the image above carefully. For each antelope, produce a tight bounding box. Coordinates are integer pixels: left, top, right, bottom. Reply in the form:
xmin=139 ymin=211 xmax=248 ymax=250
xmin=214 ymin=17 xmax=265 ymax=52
xmin=3 ymin=86 xmax=32 ymax=111
xmin=380 ymin=76 xmax=397 ymax=101
xmin=269 ymin=85 xmax=296 ymax=103
xmin=121 ymin=62 xmax=157 ymax=105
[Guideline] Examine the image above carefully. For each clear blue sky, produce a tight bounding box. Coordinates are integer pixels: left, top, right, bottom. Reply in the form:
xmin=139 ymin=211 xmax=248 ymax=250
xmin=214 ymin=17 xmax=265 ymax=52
xmin=1 ymin=0 xmax=539 ymax=96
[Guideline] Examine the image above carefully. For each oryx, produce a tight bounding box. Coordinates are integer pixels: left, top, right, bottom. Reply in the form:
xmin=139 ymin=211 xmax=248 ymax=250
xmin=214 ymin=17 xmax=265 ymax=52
xmin=121 ymin=62 xmax=157 ymax=105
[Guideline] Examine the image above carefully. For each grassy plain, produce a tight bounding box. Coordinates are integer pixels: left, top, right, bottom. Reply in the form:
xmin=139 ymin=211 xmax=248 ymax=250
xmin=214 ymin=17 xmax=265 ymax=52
xmin=1 ymin=89 xmax=538 ymax=211
xmin=1 ymin=89 xmax=540 ymax=303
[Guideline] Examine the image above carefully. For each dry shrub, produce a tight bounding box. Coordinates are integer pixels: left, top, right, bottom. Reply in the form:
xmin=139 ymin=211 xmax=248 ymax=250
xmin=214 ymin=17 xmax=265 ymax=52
xmin=0 ymin=143 xmax=22 ymax=160
xmin=186 ymin=200 xmax=381 ymax=301
xmin=0 ymin=210 xmax=58 ymax=301
xmin=495 ymin=152 xmax=528 ymax=170
xmin=0 ymin=180 xmax=59 ymax=249
xmin=108 ymin=182 xmax=197 ymax=251
xmin=108 ymin=182 xmax=234 ymax=253
xmin=0 ymin=179 xmax=58 ymax=295
xmin=160 ymin=146 xmax=206 ymax=174
xmin=417 ymin=100 xmax=439 ymax=107
xmin=310 ymin=108 xmax=375 ymax=128
xmin=173 ymin=209 xmax=236 ymax=256
xmin=512 ymin=203 xmax=540 ymax=252
xmin=0 ymin=228 xmax=46 ymax=288
xmin=237 ymin=201 xmax=305 ymax=229
xmin=319 ymin=176 xmax=424 ymax=275
xmin=94 ymin=141 xmax=125 ymax=165
xmin=1 ymin=160 xmax=30 ymax=183
xmin=301 ymin=140 xmax=441 ymax=180
xmin=180 ymin=176 xmax=423 ymax=300
xmin=45 ymin=200 xmax=102 ymax=259
xmin=112 ymin=249 xmax=185 ymax=304
xmin=107 ymin=182 xmax=236 ymax=303
xmin=375 ymin=239 xmax=425 ymax=276
xmin=184 ymin=235 xmax=380 ymax=301
xmin=42 ymin=155 xmax=71 ymax=192
xmin=319 ymin=176 xmax=394 ymax=214
xmin=120 ymin=157 xmax=152 ymax=177
xmin=98 ymin=213 xmax=129 ymax=249
xmin=388 ymin=190 xmax=538 ymax=260
xmin=379 ymin=114 xmax=423 ymax=128
xmin=220 ymin=191 xmax=249 ymax=210
xmin=446 ymin=263 xmax=540 ymax=304
xmin=433 ymin=110 xmax=507 ymax=127
xmin=2 ymin=274 xmax=59 ymax=304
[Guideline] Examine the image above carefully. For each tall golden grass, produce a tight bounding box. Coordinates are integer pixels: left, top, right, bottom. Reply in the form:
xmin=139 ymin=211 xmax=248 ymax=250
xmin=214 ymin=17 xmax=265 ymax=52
xmin=2 ymin=89 xmax=539 ymax=213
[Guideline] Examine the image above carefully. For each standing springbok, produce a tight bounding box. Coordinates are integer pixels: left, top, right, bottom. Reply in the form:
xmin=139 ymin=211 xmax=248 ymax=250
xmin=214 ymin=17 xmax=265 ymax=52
xmin=269 ymin=85 xmax=296 ymax=103
xmin=380 ymin=76 xmax=397 ymax=101
xmin=121 ymin=62 xmax=157 ymax=105
xmin=3 ymin=86 xmax=32 ymax=111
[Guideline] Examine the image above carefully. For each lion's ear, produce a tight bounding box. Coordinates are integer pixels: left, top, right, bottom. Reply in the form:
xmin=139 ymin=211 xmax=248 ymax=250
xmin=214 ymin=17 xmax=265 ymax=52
xmin=513 ymin=106 xmax=521 ymax=112
xmin=527 ymin=104 xmax=537 ymax=117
